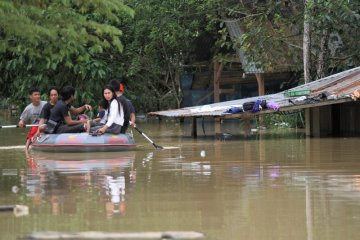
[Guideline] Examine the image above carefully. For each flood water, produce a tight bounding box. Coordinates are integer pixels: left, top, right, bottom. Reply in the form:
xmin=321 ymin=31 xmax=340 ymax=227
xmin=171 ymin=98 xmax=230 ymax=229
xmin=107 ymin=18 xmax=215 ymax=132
xmin=1 ymin=116 xmax=360 ymax=240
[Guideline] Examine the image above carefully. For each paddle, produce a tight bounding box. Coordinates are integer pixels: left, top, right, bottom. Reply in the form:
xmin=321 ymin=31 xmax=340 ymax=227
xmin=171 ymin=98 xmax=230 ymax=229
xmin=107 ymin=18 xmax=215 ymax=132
xmin=0 ymin=124 xmax=40 ymax=129
xmin=134 ymin=126 xmax=164 ymax=149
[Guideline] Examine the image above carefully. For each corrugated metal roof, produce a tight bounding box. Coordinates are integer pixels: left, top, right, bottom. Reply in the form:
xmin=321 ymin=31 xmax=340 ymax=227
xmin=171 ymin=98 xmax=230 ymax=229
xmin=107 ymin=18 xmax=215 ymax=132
xmin=149 ymin=66 xmax=360 ymax=118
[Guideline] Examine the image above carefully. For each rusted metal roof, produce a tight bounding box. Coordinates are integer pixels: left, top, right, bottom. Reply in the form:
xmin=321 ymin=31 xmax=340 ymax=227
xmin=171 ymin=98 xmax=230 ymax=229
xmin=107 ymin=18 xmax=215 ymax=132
xmin=149 ymin=66 xmax=360 ymax=118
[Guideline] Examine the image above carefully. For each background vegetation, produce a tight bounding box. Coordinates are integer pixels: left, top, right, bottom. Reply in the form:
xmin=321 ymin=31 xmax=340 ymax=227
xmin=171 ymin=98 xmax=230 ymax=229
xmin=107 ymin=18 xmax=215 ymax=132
xmin=1 ymin=0 xmax=359 ymax=114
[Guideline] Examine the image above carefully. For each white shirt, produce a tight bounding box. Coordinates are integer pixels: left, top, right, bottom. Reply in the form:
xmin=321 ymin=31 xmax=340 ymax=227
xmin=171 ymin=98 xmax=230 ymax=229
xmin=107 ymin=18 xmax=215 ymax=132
xmin=105 ymin=99 xmax=124 ymax=127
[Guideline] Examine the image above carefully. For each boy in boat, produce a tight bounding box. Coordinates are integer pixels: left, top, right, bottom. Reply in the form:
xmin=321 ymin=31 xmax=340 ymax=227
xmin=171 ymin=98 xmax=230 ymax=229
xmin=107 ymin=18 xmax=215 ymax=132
xmin=108 ymin=79 xmax=135 ymax=133
xmin=47 ymin=85 xmax=92 ymax=133
xmin=18 ymin=87 xmax=47 ymax=149
xmin=94 ymin=99 xmax=108 ymax=124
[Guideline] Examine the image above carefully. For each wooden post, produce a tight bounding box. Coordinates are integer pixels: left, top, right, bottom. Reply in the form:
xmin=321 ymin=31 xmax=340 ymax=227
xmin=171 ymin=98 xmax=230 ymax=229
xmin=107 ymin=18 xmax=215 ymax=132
xmin=312 ymin=107 xmax=320 ymax=137
xmin=243 ymin=112 xmax=251 ymax=138
xmin=305 ymin=108 xmax=311 ymax=136
xmin=213 ymin=61 xmax=223 ymax=134
xmin=255 ymin=73 xmax=265 ymax=96
xmin=214 ymin=117 xmax=221 ymax=135
xmin=255 ymin=73 xmax=265 ymax=128
xmin=213 ymin=62 xmax=223 ymax=103
xmin=191 ymin=117 xmax=197 ymax=138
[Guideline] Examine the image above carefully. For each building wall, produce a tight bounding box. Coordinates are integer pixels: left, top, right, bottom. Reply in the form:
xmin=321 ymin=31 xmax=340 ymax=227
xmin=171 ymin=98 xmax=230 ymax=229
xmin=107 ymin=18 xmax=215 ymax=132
xmin=180 ymin=71 xmax=298 ymax=107
xmin=338 ymin=101 xmax=360 ymax=137
xmin=310 ymin=101 xmax=360 ymax=137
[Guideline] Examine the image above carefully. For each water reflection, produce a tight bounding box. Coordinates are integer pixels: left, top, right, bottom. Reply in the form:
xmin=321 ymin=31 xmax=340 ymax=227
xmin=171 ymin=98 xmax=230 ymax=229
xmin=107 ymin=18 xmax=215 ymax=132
xmin=1 ymin=124 xmax=360 ymax=239
xmin=22 ymin=150 xmax=136 ymax=218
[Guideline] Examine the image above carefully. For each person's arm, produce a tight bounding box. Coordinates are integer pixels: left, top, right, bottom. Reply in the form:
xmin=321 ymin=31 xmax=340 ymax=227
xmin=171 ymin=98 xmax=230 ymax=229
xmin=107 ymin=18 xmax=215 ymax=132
xmin=34 ymin=118 xmax=46 ymax=136
xmin=128 ymin=101 xmax=136 ymax=127
xmin=18 ymin=119 xmax=25 ymax=128
xmin=130 ymin=113 xmax=136 ymax=127
xmin=18 ymin=106 xmax=30 ymax=127
xmin=69 ymin=105 xmax=92 ymax=114
xmin=63 ymin=115 xmax=87 ymax=126
xmin=60 ymin=104 xmax=87 ymax=126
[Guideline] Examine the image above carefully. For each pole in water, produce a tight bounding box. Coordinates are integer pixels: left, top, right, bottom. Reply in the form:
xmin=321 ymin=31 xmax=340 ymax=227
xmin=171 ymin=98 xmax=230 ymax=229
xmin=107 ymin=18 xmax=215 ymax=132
xmin=0 ymin=124 xmax=41 ymax=129
xmin=0 ymin=205 xmax=29 ymax=217
xmin=134 ymin=126 xmax=164 ymax=149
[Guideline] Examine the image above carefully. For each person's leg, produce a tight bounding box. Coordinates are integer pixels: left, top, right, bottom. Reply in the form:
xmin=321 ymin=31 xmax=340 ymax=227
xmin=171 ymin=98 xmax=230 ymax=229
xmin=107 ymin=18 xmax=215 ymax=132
xmin=85 ymin=120 xmax=91 ymax=133
xmin=90 ymin=125 xmax=103 ymax=132
xmin=105 ymin=124 xmax=122 ymax=134
xmin=26 ymin=126 xmax=39 ymax=149
xmin=56 ymin=124 xmax=85 ymax=133
xmin=25 ymin=139 xmax=31 ymax=149
xmin=120 ymin=125 xmax=128 ymax=134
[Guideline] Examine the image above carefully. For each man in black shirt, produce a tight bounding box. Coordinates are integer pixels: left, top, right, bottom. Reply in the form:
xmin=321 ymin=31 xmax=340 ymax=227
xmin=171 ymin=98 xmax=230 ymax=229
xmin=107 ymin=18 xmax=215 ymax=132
xmin=48 ymin=86 xmax=92 ymax=134
xmin=109 ymin=79 xmax=136 ymax=133
xmin=35 ymin=86 xmax=59 ymax=136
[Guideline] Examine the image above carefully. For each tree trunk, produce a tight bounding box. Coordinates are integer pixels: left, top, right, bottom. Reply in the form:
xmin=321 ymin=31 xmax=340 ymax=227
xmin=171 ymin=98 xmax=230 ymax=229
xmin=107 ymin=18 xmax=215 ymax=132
xmin=174 ymin=70 xmax=181 ymax=108
xmin=316 ymin=29 xmax=329 ymax=79
xmin=303 ymin=0 xmax=311 ymax=83
xmin=213 ymin=61 xmax=223 ymax=103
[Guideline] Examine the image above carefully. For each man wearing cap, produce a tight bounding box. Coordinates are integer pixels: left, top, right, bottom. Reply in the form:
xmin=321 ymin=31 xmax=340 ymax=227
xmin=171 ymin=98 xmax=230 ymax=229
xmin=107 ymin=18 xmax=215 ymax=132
xmin=109 ymin=79 xmax=136 ymax=131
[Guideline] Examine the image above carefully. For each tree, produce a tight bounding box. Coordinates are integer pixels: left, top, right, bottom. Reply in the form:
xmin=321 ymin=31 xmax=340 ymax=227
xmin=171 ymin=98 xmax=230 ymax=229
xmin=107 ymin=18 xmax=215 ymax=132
xmin=306 ymin=0 xmax=360 ymax=79
xmin=119 ymin=0 xmax=217 ymax=112
xmin=0 ymin=0 xmax=134 ymax=108
xmin=209 ymin=0 xmax=360 ymax=81
xmin=303 ymin=0 xmax=311 ymax=83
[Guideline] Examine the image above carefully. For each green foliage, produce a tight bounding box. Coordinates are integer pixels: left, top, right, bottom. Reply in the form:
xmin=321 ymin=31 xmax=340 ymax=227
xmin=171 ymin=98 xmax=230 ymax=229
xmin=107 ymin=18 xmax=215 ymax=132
xmin=0 ymin=0 xmax=133 ymax=108
xmin=119 ymin=0 xmax=216 ymax=112
xmin=306 ymin=0 xmax=360 ymax=74
xmin=211 ymin=0 xmax=360 ymax=77
xmin=263 ymin=110 xmax=305 ymax=129
xmin=209 ymin=0 xmax=306 ymax=72
xmin=1 ymin=0 xmax=359 ymax=114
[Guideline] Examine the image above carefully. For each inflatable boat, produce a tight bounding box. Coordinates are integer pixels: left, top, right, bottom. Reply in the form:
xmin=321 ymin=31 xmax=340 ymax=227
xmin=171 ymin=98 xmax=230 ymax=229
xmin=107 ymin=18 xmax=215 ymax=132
xmin=31 ymin=132 xmax=136 ymax=152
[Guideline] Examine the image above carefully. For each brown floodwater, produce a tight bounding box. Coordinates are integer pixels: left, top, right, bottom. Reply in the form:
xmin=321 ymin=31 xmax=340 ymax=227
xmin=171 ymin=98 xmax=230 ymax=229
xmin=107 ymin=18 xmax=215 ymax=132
xmin=1 ymin=117 xmax=360 ymax=240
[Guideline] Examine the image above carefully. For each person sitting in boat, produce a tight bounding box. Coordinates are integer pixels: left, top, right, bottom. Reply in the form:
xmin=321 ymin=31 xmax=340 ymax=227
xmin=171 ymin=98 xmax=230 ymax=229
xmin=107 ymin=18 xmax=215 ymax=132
xmin=95 ymin=85 xmax=125 ymax=135
xmin=18 ymin=86 xmax=47 ymax=149
xmin=94 ymin=99 xmax=108 ymax=124
xmin=89 ymin=99 xmax=108 ymax=133
xmin=109 ymin=79 xmax=133 ymax=133
xmin=47 ymin=85 xmax=92 ymax=134
xmin=35 ymin=86 xmax=60 ymax=137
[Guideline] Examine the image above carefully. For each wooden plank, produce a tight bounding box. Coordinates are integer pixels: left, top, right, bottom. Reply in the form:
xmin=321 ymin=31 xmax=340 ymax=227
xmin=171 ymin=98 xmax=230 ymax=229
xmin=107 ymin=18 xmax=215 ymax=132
xmin=23 ymin=231 xmax=205 ymax=239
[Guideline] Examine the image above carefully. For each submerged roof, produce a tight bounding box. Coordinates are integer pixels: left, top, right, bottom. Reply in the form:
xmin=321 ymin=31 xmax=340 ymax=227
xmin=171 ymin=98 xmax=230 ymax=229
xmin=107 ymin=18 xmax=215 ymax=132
xmin=149 ymin=66 xmax=360 ymax=118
